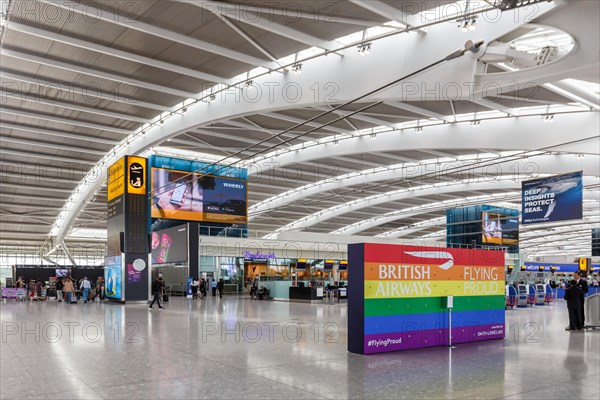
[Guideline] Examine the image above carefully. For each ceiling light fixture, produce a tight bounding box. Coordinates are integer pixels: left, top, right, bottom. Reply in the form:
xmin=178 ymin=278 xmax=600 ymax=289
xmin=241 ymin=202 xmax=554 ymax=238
xmin=358 ymin=42 xmax=372 ymax=56
xmin=542 ymin=114 xmax=554 ymax=122
xmin=470 ymin=119 xmax=481 ymax=127
xmin=291 ymin=63 xmax=303 ymax=74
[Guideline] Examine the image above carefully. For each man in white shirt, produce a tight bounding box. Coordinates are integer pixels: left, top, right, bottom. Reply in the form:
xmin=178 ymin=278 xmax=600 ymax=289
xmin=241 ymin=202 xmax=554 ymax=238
xmin=80 ymin=277 xmax=92 ymax=303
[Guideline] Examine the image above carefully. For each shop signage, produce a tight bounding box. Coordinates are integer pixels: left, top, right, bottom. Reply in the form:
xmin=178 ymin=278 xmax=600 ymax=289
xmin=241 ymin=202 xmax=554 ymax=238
xmin=243 ymin=250 xmax=276 ymax=261
xmin=348 ymin=243 xmax=505 ymax=355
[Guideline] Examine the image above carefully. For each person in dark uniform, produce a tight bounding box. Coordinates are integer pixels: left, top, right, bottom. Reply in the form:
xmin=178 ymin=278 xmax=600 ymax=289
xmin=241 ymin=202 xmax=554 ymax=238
xmin=573 ymin=272 xmax=588 ymax=325
xmin=217 ymin=278 xmax=224 ymax=299
xmin=564 ymin=280 xmax=584 ymax=330
xmin=149 ymin=277 xmax=164 ymax=310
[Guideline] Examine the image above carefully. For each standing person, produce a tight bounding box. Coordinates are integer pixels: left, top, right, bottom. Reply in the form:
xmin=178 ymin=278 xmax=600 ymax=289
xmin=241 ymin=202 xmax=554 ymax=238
xmin=573 ymin=272 xmax=589 ymax=325
xmin=564 ymin=280 xmax=584 ymax=330
xmin=55 ymin=278 xmax=64 ymax=302
xmin=80 ymin=277 xmax=91 ymax=303
xmin=149 ymin=277 xmax=164 ymax=310
xmin=36 ymin=279 xmax=43 ymax=298
xmin=63 ymin=277 xmax=75 ymax=303
xmin=91 ymin=278 xmax=103 ymax=302
xmin=15 ymin=276 xmax=25 ymax=288
xmin=191 ymin=277 xmax=199 ymax=300
xmin=250 ymin=276 xmax=259 ymax=299
xmin=199 ymin=278 xmax=206 ymax=299
xmin=217 ymin=278 xmax=224 ymax=299
xmin=211 ymin=279 xmax=217 ymax=297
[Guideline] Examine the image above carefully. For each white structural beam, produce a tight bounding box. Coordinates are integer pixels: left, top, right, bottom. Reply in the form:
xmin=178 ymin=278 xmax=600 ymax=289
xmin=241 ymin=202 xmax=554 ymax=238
xmin=314 ymin=106 xmax=399 ymax=129
xmin=1 ymin=183 xmax=75 ymax=193
xmin=347 ymin=0 xmax=424 ymax=31
xmin=0 ymin=49 xmax=197 ymax=99
xmin=0 ymin=107 xmax=132 ymax=135
xmin=47 ymin=0 xmax=564 ymax=246
xmin=335 ymin=185 xmax=600 ymax=236
xmin=472 ymin=98 xmax=519 ymax=116
xmin=0 ymin=91 xmax=149 ymax=123
xmin=269 ymin=178 xmax=522 ymax=235
xmin=251 ymin=112 xmax=600 ymax=174
xmin=380 ymin=204 xmax=600 ymax=239
xmin=544 ymin=80 xmax=600 ymax=110
xmin=0 ymin=149 xmax=96 ymax=164
xmin=473 ymin=2 xmax=599 ymax=97
xmin=179 ymin=0 xmax=342 ymax=52
xmin=0 ymin=122 xmax=119 ymax=146
xmin=39 ymin=0 xmax=272 ymax=71
xmin=0 ymin=137 xmax=107 ymax=156
xmin=190 ymin=0 xmax=382 ymax=27
xmin=213 ymin=14 xmax=282 ymax=66
xmin=8 ymin=22 xmax=227 ymax=83
xmin=384 ymin=102 xmax=453 ymax=122
xmin=0 ymin=71 xmax=170 ymax=111
xmin=262 ymin=112 xmax=350 ymax=135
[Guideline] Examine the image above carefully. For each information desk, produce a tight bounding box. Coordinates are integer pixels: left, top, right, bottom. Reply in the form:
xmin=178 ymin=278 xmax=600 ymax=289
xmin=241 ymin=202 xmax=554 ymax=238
xmin=289 ymin=286 xmax=324 ymax=302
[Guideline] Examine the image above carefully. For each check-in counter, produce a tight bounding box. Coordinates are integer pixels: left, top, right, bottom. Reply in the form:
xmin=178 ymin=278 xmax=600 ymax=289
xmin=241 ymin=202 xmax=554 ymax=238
xmin=289 ymin=286 xmax=324 ymax=302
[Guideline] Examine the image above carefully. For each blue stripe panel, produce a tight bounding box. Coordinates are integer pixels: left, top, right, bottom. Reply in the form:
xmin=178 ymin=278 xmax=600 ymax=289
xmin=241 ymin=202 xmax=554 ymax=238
xmin=364 ymin=310 xmax=505 ymax=335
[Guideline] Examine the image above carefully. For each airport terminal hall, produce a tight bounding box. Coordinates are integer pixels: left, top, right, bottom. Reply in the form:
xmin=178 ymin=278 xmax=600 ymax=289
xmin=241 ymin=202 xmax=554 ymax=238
xmin=2 ymin=0 xmax=600 ymax=399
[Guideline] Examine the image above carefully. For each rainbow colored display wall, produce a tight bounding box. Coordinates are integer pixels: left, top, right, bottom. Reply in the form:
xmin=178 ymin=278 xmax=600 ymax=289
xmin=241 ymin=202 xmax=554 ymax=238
xmin=348 ymin=243 xmax=506 ymax=355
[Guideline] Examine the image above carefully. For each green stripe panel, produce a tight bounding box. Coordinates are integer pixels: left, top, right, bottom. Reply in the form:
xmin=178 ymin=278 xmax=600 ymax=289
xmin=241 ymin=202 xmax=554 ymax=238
xmin=364 ymin=295 xmax=505 ymax=317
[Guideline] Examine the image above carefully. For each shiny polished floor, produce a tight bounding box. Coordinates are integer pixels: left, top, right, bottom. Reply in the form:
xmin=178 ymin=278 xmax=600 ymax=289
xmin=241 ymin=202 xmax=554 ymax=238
xmin=1 ymin=296 xmax=599 ymax=400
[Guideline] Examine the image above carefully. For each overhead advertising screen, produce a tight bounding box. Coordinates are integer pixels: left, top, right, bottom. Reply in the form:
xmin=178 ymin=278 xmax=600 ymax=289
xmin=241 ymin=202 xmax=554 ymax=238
xmin=482 ymin=212 xmax=519 ymax=245
xmin=151 ymin=225 xmax=188 ymax=265
xmin=104 ymin=255 xmax=123 ymax=300
xmin=151 ymin=168 xmax=247 ymax=224
xmin=521 ymin=171 xmax=583 ymax=225
xmin=348 ymin=243 xmax=505 ymax=355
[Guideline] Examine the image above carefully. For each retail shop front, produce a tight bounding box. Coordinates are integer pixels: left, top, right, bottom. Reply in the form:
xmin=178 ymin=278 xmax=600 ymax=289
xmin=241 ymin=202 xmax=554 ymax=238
xmin=198 ymin=237 xmax=348 ymax=301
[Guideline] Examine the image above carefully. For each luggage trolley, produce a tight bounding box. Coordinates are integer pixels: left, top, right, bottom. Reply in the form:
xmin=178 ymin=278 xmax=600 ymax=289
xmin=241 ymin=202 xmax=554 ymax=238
xmin=535 ymin=284 xmax=546 ymax=306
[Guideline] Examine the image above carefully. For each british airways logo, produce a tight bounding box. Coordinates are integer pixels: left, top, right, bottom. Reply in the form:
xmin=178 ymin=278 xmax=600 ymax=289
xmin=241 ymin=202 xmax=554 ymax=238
xmin=403 ymin=251 xmax=455 ymax=270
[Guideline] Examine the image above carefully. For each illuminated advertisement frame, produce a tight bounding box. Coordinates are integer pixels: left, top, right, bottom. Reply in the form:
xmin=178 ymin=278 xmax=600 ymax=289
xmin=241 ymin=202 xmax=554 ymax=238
xmin=150 ymin=167 xmax=248 ymax=224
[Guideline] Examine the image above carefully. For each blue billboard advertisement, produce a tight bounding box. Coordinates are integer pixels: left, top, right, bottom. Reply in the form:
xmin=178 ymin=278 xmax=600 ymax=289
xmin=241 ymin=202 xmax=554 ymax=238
xmin=104 ymin=255 xmax=123 ymax=300
xmin=521 ymin=171 xmax=583 ymax=225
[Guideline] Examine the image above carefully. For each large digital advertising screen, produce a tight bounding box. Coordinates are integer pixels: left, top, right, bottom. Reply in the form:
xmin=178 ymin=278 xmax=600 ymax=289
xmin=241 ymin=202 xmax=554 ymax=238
xmin=104 ymin=255 xmax=123 ymax=300
xmin=522 ymin=171 xmax=583 ymax=225
xmin=593 ymin=228 xmax=600 ymax=257
xmin=151 ymin=168 xmax=247 ymax=224
xmin=348 ymin=243 xmax=505 ymax=355
xmin=151 ymin=225 xmax=188 ymax=265
xmin=482 ymin=212 xmax=519 ymax=245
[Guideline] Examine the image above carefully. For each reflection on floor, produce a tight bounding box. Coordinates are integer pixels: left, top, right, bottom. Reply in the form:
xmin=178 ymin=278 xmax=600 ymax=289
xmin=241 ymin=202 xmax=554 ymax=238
xmin=1 ymin=296 xmax=598 ymax=400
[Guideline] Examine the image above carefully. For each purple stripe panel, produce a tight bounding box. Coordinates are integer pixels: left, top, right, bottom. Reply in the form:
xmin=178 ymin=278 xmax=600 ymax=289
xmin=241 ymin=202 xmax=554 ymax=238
xmin=363 ymin=323 xmax=505 ymax=354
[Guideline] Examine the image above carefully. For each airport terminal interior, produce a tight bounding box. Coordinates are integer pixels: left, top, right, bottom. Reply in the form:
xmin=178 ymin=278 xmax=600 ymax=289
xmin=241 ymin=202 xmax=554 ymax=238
xmin=0 ymin=0 xmax=599 ymax=399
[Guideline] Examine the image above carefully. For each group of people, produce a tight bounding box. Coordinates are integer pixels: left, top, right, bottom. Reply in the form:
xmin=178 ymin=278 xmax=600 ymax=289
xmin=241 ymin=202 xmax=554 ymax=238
xmin=15 ymin=276 xmax=105 ymax=303
xmin=563 ymin=271 xmax=589 ymax=331
xmin=189 ymin=277 xmax=225 ymax=299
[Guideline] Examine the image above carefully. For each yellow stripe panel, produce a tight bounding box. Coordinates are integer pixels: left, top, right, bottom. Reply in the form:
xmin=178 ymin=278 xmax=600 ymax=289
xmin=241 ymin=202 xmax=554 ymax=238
xmin=364 ymin=280 xmax=504 ymax=299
